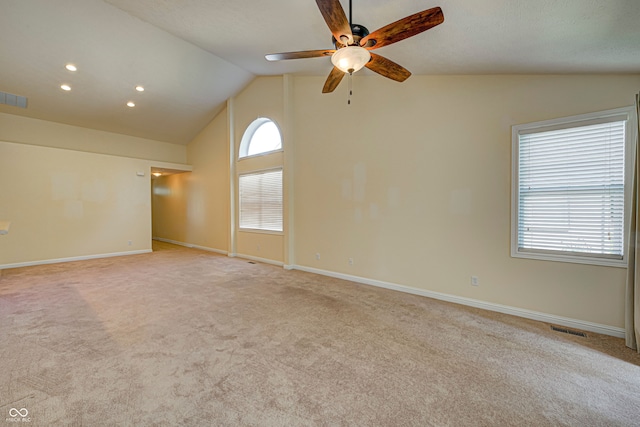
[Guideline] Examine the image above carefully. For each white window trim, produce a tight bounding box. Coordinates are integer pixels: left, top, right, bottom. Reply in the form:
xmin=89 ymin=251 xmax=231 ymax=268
xmin=238 ymin=148 xmax=284 ymax=162
xmin=511 ymin=106 xmax=637 ymax=267
xmin=238 ymin=167 xmax=284 ymax=235
xmin=237 ymin=228 xmax=284 ymax=236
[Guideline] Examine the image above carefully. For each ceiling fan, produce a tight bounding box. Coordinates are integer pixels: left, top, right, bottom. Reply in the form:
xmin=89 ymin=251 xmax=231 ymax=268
xmin=265 ymin=0 xmax=444 ymax=93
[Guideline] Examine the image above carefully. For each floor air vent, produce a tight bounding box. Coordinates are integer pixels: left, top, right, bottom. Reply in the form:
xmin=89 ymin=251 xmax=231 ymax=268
xmin=551 ymin=325 xmax=587 ymax=337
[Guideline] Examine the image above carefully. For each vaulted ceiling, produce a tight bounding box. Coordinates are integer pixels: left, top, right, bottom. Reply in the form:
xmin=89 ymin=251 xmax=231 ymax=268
xmin=1 ymin=0 xmax=639 ymax=145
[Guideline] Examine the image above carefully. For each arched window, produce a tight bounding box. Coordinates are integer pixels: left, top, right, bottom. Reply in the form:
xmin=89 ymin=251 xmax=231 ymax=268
xmin=239 ymin=118 xmax=282 ymax=159
xmin=237 ymin=117 xmax=283 ymax=232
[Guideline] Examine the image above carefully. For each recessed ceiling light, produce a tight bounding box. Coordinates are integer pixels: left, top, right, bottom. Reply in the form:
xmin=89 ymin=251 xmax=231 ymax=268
xmin=152 ymin=172 xmax=162 ymax=177
xmin=60 ymin=84 xmax=71 ymax=91
xmin=127 ymin=101 xmax=135 ymax=107
xmin=135 ymin=86 xmax=144 ymax=92
xmin=65 ymin=64 xmax=77 ymax=72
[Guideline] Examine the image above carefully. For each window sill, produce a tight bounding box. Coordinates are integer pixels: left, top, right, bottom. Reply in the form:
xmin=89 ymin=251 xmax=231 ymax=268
xmin=511 ymin=249 xmax=626 ymax=268
xmin=238 ymin=228 xmax=283 ymax=236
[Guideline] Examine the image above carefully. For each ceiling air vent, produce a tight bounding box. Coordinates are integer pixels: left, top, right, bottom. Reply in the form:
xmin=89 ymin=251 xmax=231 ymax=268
xmin=0 ymin=91 xmax=27 ymax=108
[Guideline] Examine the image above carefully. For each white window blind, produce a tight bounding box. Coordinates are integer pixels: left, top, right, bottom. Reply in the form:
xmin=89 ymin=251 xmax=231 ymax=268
xmin=239 ymin=169 xmax=283 ymax=232
xmin=516 ymin=117 xmax=626 ymax=259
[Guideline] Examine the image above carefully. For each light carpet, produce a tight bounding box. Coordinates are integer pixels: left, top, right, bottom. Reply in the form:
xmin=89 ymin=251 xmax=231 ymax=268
xmin=1 ymin=241 xmax=639 ymax=426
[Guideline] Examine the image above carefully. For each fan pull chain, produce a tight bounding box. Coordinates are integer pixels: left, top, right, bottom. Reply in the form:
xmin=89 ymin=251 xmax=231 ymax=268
xmin=347 ymin=72 xmax=353 ymax=105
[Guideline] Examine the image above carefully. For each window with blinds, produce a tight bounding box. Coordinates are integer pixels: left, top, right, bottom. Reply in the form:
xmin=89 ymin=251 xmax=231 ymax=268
xmin=511 ymin=107 xmax=635 ymax=266
xmin=239 ymin=169 xmax=283 ymax=232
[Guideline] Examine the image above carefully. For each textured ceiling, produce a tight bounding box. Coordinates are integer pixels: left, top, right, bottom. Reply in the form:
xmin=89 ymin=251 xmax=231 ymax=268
xmin=1 ymin=0 xmax=639 ymax=145
xmin=106 ymin=0 xmax=640 ymax=75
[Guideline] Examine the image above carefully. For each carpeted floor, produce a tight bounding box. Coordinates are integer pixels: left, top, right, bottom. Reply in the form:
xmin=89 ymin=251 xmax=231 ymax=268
xmin=1 ymin=241 xmax=639 ymax=426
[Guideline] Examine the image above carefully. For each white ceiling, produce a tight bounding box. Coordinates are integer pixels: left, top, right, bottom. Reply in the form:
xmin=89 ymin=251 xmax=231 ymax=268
xmin=1 ymin=0 xmax=639 ymax=145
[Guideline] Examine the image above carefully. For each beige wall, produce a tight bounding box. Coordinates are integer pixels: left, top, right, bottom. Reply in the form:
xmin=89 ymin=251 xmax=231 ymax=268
xmin=0 ymin=141 xmax=153 ymax=266
xmin=164 ymin=74 xmax=639 ymax=328
xmin=0 ymin=114 xmax=189 ymax=266
xmin=152 ymin=173 xmax=189 ymax=242
xmin=185 ymin=108 xmax=230 ymax=251
xmin=233 ymin=77 xmax=285 ymax=262
xmin=5 ymin=74 xmax=639 ymax=331
xmin=151 ymin=77 xmax=287 ymax=263
xmin=292 ymin=74 xmax=640 ymax=329
xmin=0 ymin=112 xmax=186 ymax=163
xmin=152 ymin=107 xmax=230 ymax=253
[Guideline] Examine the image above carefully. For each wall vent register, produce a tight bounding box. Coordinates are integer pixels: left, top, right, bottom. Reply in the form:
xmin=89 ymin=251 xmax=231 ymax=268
xmin=0 ymin=91 xmax=27 ymax=108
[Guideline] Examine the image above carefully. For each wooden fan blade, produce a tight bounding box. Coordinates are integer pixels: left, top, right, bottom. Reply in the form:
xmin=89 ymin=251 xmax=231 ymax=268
xmin=316 ymin=0 xmax=353 ymax=45
xmin=322 ymin=66 xmax=345 ymax=93
xmin=266 ymin=50 xmax=335 ymax=61
xmin=360 ymin=7 xmax=444 ymax=50
xmin=365 ymin=53 xmax=411 ymax=82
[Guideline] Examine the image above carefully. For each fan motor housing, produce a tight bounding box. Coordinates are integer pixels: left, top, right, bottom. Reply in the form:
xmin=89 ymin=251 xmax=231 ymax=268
xmin=332 ymin=24 xmax=370 ymax=48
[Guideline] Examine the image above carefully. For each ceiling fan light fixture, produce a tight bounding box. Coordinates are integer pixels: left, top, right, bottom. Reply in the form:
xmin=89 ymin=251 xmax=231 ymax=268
xmin=331 ymin=46 xmax=371 ymax=74
xmin=265 ymin=2 xmax=444 ymax=93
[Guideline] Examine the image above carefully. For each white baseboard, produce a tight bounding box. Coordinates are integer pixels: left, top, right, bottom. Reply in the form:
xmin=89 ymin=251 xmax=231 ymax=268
xmin=292 ymin=265 xmax=625 ymax=338
xmin=152 ymin=238 xmax=283 ymax=267
xmin=152 ymin=237 xmax=227 ymax=255
xmin=0 ymin=249 xmax=152 ymax=270
xmin=2 ymin=242 xmax=623 ymax=338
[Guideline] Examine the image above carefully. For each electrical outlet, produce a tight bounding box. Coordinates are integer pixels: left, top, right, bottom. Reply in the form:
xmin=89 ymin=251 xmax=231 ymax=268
xmin=257 ymin=245 xmax=261 ymax=252
xmin=471 ymin=276 xmax=479 ymax=286
xmin=348 ymin=258 xmax=354 ymax=266
xmin=315 ymin=253 xmax=321 ymax=260
xmin=128 ymin=240 xmax=132 ymax=246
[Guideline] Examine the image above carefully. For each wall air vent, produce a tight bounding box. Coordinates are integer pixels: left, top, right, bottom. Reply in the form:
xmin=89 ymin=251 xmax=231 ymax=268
xmin=0 ymin=91 xmax=27 ymax=108
xmin=550 ymin=325 xmax=587 ymax=338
